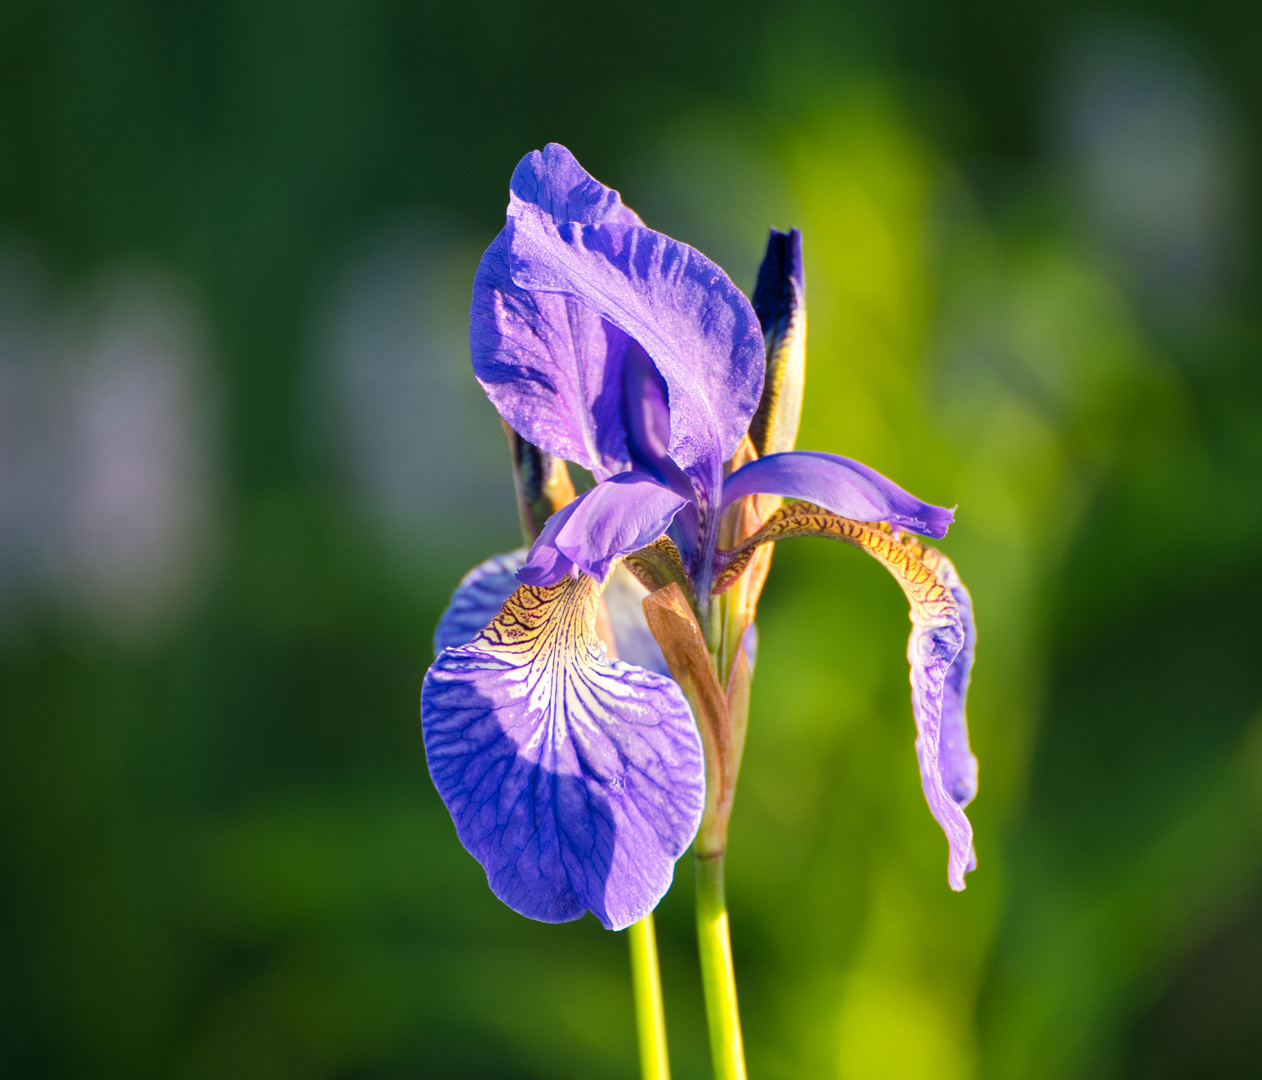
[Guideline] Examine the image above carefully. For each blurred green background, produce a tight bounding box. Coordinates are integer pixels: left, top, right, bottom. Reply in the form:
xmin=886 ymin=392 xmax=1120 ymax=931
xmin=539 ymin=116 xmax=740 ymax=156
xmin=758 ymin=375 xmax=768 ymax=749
xmin=2 ymin=1 xmax=1261 ymax=1077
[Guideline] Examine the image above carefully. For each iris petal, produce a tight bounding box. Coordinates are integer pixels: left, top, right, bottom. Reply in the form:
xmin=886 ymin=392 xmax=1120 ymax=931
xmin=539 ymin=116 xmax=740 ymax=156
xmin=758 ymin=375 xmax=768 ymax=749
xmin=421 ymin=572 xmax=705 ymax=930
xmin=471 ymin=231 xmax=634 ymax=477
xmin=908 ymin=542 xmax=978 ymax=810
xmin=519 ymin=472 xmax=688 ymax=587
xmin=721 ymin=451 xmax=954 ymax=539
xmin=505 ymin=151 xmax=765 ymax=500
xmin=713 ymin=503 xmax=976 ymax=888
xmin=516 ymin=497 xmax=580 ymax=586
xmin=508 ymin=142 xmax=644 ymax=229
xmin=620 ymin=341 xmax=694 ymax=500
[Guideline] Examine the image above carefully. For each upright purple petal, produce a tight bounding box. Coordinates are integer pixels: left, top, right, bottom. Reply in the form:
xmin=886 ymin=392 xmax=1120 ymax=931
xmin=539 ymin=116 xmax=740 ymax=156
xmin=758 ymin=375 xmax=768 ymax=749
xmin=505 ymin=151 xmax=765 ymax=500
xmin=508 ymin=143 xmax=644 ymax=229
xmin=721 ymin=451 xmax=954 ymax=538
xmin=471 ymin=233 xmax=633 ymax=477
xmin=519 ymin=473 xmax=688 ymax=587
xmin=433 ymin=549 xmax=528 ymax=654
xmin=421 ymin=573 xmax=705 ymax=930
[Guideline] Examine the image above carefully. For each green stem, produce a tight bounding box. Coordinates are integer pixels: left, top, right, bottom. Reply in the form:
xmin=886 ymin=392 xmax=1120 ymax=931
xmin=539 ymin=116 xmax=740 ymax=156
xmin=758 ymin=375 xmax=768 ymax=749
xmin=627 ymin=914 xmax=671 ymax=1080
xmin=695 ymin=854 xmax=747 ymax=1080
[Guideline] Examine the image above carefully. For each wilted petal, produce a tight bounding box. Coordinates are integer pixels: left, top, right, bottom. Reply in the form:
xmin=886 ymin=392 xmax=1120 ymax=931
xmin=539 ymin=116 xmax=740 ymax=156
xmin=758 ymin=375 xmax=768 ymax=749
xmin=421 ymin=573 xmax=705 ymax=930
xmin=519 ymin=472 xmax=688 ymax=587
xmin=721 ymin=451 xmax=954 ymax=539
xmin=749 ymin=228 xmax=807 ymax=456
xmin=506 ymin=147 xmax=765 ymax=499
xmin=904 ymin=580 xmax=974 ymax=891
xmin=433 ymin=549 xmax=528 ymax=654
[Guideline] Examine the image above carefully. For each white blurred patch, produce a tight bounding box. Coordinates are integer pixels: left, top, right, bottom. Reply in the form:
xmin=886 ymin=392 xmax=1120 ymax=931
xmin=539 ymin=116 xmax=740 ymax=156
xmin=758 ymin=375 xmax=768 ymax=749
xmin=59 ymin=272 xmax=219 ymax=640
xmin=1049 ymin=19 xmax=1244 ymax=325
xmin=0 ymin=247 xmax=219 ymax=644
xmin=310 ymin=218 xmax=518 ymax=565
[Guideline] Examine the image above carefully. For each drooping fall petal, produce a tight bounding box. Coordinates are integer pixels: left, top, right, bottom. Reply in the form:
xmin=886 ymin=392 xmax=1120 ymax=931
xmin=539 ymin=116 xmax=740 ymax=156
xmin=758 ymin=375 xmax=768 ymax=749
xmin=422 ymin=573 xmax=705 ymax=930
xmin=714 ymin=503 xmax=976 ymax=888
xmin=901 ymin=537 xmax=979 ymax=810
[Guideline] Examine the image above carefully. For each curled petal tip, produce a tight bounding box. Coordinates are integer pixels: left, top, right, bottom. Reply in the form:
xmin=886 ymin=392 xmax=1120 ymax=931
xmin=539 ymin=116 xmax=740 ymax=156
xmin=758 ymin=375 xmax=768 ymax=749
xmin=721 ymin=451 xmax=954 ymax=538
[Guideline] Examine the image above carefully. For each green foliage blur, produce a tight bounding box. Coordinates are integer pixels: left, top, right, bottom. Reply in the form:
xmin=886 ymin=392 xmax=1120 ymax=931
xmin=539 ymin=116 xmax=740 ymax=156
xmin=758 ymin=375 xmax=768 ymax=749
xmin=2 ymin=1 xmax=1261 ymax=1078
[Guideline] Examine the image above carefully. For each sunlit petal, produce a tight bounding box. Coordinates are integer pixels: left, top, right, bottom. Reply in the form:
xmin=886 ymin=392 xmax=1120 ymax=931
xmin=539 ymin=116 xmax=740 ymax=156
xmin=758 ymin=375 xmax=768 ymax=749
xmin=519 ymin=473 xmax=688 ymax=587
xmin=471 ymin=232 xmax=634 ymax=477
xmin=721 ymin=451 xmax=954 ymax=539
xmin=506 ymin=147 xmax=765 ymax=501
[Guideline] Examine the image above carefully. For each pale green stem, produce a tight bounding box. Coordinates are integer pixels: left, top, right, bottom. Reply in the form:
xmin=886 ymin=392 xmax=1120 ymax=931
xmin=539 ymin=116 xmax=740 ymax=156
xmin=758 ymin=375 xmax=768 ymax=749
xmin=695 ymin=854 xmax=747 ymax=1080
xmin=627 ymin=914 xmax=671 ymax=1080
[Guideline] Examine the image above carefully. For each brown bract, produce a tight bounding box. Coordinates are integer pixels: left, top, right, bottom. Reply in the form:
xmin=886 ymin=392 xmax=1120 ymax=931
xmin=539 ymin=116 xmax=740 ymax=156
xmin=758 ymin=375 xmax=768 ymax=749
xmin=643 ymin=582 xmax=746 ymax=855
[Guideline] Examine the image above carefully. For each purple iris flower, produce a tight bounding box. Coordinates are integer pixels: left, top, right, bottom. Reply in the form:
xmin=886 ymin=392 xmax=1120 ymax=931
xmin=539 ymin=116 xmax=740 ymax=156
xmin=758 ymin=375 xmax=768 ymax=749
xmin=421 ymin=144 xmax=977 ymax=931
